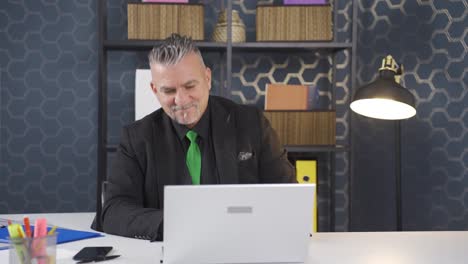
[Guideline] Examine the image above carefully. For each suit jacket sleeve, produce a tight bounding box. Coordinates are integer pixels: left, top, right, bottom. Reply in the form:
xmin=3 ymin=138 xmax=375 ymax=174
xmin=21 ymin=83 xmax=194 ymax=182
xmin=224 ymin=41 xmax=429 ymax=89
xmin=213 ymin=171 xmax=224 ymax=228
xmin=101 ymin=126 xmax=163 ymax=240
xmin=257 ymin=109 xmax=296 ymax=183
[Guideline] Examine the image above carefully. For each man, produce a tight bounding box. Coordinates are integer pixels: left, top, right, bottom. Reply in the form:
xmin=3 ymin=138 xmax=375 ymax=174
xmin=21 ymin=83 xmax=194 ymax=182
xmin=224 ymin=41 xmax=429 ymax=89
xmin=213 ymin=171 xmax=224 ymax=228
xmin=101 ymin=34 xmax=295 ymax=241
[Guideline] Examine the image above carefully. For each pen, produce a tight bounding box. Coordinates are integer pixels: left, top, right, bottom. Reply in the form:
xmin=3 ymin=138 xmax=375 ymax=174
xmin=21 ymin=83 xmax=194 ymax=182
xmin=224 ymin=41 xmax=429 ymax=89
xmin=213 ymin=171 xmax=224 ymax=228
xmin=23 ymin=216 xmax=32 ymax=238
xmin=47 ymin=226 xmax=57 ymax=236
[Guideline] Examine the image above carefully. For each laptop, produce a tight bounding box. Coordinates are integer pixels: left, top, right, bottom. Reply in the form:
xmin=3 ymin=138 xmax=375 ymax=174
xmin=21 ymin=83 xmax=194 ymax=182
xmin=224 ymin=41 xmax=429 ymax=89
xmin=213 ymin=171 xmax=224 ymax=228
xmin=162 ymin=184 xmax=315 ymax=264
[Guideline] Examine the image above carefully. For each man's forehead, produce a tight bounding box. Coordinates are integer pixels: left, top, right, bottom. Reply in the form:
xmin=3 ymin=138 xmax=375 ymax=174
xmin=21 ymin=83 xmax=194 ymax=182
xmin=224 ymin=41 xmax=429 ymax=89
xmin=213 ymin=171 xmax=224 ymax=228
xmin=155 ymin=78 xmax=199 ymax=89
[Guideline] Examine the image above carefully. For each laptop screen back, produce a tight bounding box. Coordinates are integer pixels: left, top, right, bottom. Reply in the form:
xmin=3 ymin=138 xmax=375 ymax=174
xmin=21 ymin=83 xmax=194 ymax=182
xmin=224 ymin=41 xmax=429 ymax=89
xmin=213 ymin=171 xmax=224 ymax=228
xmin=163 ymin=184 xmax=315 ymax=264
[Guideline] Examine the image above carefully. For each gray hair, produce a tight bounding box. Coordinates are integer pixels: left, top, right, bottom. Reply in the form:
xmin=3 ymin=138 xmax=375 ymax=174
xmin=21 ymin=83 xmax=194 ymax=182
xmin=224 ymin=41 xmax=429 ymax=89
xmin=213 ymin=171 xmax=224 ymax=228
xmin=148 ymin=34 xmax=205 ymax=67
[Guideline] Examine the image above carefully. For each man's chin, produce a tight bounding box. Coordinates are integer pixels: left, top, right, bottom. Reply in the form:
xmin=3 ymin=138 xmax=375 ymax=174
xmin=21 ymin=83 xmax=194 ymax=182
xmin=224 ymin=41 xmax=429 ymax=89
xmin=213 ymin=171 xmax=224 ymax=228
xmin=174 ymin=115 xmax=199 ymax=128
xmin=170 ymin=106 xmax=201 ymax=127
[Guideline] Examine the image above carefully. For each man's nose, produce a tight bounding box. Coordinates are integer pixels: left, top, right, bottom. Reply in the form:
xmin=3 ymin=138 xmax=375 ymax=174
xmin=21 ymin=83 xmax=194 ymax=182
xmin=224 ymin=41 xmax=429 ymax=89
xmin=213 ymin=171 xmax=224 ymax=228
xmin=174 ymin=89 xmax=189 ymax=105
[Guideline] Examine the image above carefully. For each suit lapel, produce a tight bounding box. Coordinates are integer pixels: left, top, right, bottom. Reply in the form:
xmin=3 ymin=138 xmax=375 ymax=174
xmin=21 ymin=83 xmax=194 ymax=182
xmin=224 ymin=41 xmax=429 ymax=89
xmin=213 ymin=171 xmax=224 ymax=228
xmin=153 ymin=113 xmax=191 ymax=201
xmin=210 ymin=98 xmax=238 ymax=184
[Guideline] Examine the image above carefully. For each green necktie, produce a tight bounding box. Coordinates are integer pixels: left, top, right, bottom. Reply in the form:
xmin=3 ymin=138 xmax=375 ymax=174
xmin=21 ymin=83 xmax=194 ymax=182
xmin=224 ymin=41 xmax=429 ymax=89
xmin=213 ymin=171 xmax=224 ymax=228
xmin=186 ymin=130 xmax=201 ymax=185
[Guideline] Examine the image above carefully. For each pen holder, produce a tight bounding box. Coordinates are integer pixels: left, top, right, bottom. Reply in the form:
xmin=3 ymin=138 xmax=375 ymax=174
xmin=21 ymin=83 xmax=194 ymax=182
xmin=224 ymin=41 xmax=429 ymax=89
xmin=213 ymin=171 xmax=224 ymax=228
xmin=9 ymin=234 xmax=57 ymax=264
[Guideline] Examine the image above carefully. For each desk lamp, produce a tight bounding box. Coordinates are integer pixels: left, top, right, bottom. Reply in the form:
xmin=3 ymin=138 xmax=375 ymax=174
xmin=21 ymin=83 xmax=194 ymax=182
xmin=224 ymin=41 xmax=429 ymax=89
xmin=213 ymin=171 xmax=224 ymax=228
xmin=350 ymin=55 xmax=416 ymax=231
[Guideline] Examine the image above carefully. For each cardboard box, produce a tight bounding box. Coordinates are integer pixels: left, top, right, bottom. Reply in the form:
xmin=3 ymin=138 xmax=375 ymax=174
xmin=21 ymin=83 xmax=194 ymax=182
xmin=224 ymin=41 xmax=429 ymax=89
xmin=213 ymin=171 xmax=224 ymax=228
xmin=265 ymin=84 xmax=309 ymax=110
xmin=127 ymin=3 xmax=204 ymax=40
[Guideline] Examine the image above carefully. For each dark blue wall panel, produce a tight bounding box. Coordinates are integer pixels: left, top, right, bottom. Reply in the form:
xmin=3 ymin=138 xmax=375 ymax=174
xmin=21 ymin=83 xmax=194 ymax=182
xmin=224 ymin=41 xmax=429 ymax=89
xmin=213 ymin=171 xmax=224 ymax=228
xmin=353 ymin=0 xmax=467 ymax=231
xmin=1 ymin=0 xmax=467 ymax=232
xmin=0 ymin=1 xmax=97 ymax=213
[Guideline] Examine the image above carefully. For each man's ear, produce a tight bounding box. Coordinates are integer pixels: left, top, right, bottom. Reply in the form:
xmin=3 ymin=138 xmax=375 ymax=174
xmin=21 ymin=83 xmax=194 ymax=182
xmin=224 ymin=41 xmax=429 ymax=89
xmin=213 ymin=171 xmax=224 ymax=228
xmin=205 ymin=67 xmax=212 ymax=90
xmin=150 ymin=82 xmax=157 ymax=94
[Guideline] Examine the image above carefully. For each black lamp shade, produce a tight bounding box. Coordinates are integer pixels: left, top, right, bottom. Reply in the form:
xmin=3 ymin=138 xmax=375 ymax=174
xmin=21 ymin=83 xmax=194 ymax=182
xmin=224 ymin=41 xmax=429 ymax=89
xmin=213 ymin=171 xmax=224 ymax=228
xmin=351 ymin=70 xmax=416 ymax=120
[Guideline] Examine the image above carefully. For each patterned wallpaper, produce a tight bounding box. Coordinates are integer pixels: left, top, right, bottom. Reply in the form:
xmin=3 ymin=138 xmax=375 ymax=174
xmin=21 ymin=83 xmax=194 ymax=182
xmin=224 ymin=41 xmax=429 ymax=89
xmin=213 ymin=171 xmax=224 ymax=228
xmin=0 ymin=0 xmax=98 ymax=213
xmin=353 ymin=0 xmax=468 ymax=230
xmin=0 ymin=0 xmax=466 ymax=232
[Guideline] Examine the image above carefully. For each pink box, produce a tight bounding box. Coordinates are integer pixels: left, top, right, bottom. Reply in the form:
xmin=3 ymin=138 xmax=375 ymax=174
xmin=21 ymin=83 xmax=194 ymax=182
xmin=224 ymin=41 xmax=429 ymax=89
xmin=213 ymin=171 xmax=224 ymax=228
xmin=142 ymin=0 xmax=189 ymax=3
xmin=283 ymin=0 xmax=327 ymax=4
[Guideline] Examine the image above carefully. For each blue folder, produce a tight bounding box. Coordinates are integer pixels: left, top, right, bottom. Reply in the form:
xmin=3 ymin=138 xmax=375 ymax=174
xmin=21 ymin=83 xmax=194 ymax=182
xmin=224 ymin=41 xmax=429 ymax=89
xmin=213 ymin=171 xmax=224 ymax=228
xmin=0 ymin=226 xmax=103 ymax=250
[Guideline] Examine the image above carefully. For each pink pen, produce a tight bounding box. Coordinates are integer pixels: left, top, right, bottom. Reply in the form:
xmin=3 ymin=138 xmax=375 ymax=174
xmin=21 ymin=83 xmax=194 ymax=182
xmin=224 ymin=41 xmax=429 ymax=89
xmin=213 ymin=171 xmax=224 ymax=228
xmin=33 ymin=218 xmax=47 ymax=264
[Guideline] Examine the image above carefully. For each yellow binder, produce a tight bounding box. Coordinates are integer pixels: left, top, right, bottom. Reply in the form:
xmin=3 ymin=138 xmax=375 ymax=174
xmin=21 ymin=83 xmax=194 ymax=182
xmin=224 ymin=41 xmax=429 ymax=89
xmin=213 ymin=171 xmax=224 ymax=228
xmin=296 ymin=160 xmax=317 ymax=232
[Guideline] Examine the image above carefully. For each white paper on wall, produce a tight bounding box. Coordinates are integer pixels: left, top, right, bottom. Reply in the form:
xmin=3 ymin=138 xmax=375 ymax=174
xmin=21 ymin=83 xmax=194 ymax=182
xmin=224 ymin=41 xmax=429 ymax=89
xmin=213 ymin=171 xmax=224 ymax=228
xmin=135 ymin=69 xmax=161 ymax=120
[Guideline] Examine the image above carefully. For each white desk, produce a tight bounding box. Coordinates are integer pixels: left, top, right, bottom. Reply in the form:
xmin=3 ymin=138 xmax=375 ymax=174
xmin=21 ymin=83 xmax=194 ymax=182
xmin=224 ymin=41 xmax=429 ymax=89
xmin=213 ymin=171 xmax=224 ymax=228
xmin=1 ymin=213 xmax=467 ymax=263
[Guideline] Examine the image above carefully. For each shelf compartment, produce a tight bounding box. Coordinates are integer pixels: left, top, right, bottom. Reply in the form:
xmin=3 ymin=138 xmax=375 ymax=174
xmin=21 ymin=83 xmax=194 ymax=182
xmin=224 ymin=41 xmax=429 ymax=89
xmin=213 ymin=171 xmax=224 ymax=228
xmin=264 ymin=110 xmax=336 ymax=146
xmin=103 ymin=40 xmax=352 ymax=51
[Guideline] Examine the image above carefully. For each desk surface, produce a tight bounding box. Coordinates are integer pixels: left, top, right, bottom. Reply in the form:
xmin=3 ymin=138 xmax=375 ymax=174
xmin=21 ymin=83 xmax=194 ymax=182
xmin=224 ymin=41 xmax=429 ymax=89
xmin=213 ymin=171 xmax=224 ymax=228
xmin=1 ymin=212 xmax=467 ymax=263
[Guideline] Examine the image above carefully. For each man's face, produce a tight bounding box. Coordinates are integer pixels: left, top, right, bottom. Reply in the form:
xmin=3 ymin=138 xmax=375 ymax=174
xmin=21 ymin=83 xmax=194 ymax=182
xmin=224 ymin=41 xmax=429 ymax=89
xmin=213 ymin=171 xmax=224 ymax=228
xmin=150 ymin=52 xmax=211 ymax=128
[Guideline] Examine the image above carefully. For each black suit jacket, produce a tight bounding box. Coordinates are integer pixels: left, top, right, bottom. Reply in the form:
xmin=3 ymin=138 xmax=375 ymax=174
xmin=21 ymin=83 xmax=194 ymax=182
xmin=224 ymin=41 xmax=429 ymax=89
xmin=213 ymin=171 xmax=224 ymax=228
xmin=101 ymin=96 xmax=295 ymax=240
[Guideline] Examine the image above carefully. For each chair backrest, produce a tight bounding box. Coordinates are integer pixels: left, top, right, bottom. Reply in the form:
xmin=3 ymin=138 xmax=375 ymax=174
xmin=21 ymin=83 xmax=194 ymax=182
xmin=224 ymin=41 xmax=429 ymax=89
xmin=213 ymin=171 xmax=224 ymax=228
xmin=135 ymin=69 xmax=161 ymax=120
xmin=91 ymin=180 xmax=109 ymax=231
xmin=101 ymin=180 xmax=109 ymax=206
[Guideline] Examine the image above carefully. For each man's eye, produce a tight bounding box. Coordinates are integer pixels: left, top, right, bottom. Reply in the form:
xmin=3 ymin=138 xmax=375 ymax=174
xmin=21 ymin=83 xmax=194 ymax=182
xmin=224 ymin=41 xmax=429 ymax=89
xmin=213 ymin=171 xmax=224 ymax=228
xmin=163 ymin=90 xmax=176 ymax=94
xmin=186 ymin=85 xmax=195 ymax=89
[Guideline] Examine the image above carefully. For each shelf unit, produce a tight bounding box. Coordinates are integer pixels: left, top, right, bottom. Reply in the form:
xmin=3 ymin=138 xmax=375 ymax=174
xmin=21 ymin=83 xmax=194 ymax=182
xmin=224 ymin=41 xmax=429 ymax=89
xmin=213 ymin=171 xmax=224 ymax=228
xmin=95 ymin=0 xmax=357 ymax=231
xmin=104 ymin=40 xmax=352 ymax=50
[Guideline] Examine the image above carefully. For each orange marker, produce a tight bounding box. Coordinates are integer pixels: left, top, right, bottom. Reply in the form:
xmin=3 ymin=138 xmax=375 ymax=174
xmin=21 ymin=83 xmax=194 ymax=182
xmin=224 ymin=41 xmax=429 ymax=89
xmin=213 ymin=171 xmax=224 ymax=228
xmin=23 ymin=216 xmax=32 ymax=238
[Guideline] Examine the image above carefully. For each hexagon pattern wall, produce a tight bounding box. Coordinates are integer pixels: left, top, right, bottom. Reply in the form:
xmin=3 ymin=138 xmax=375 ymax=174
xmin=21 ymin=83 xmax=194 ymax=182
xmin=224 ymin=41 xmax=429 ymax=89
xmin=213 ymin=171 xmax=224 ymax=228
xmin=354 ymin=0 xmax=467 ymax=230
xmin=1 ymin=0 xmax=98 ymax=213
xmin=1 ymin=0 xmax=465 ymax=233
xmin=1 ymin=0 xmax=352 ymax=232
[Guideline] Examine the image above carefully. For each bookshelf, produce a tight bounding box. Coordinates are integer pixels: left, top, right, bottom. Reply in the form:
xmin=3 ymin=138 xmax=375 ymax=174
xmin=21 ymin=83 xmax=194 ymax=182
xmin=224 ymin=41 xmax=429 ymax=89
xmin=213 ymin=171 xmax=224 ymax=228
xmin=95 ymin=0 xmax=357 ymax=232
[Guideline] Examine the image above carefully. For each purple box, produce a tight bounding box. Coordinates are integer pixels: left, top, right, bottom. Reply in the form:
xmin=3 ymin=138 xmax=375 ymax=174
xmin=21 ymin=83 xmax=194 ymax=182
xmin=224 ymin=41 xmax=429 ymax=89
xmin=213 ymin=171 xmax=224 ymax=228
xmin=283 ymin=0 xmax=327 ymax=4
